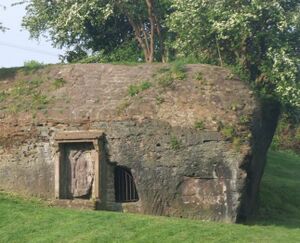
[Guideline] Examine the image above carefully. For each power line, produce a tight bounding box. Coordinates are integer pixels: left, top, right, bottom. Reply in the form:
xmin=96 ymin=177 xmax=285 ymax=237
xmin=0 ymin=40 xmax=60 ymax=57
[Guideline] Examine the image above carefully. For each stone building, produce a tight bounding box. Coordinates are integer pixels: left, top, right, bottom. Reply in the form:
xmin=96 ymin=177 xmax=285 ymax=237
xmin=0 ymin=64 xmax=279 ymax=222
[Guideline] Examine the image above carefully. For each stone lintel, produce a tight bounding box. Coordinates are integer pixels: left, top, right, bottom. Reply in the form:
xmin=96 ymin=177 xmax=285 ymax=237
xmin=54 ymin=130 xmax=104 ymax=142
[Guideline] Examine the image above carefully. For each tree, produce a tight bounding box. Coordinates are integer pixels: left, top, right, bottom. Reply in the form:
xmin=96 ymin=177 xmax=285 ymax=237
xmin=20 ymin=0 xmax=170 ymax=62
xmin=168 ymin=0 xmax=300 ymax=108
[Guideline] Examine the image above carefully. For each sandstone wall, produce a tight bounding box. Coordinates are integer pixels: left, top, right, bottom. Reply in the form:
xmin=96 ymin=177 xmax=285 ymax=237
xmin=0 ymin=120 xmax=246 ymax=222
xmin=0 ymin=64 xmax=278 ymax=222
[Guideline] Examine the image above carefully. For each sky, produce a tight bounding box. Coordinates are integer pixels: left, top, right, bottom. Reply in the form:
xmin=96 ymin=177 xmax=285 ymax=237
xmin=0 ymin=1 xmax=63 ymax=68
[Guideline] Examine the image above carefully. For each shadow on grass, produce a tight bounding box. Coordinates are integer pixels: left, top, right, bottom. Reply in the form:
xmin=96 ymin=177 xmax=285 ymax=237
xmin=248 ymin=150 xmax=300 ymax=229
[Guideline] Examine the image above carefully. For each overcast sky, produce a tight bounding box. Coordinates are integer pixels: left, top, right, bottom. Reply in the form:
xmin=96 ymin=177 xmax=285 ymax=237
xmin=0 ymin=1 xmax=62 ymax=68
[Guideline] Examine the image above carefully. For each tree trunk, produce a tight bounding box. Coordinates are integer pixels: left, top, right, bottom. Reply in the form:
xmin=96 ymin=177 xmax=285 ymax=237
xmin=123 ymin=0 xmax=165 ymax=63
xmin=127 ymin=17 xmax=151 ymax=62
xmin=146 ymin=0 xmax=155 ymax=63
xmin=153 ymin=6 xmax=166 ymax=62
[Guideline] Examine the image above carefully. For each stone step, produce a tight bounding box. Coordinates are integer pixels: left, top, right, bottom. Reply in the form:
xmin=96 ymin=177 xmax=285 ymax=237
xmin=53 ymin=199 xmax=99 ymax=210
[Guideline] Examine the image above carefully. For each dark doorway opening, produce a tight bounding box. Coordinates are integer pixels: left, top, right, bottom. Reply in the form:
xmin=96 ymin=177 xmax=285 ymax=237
xmin=114 ymin=166 xmax=139 ymax=203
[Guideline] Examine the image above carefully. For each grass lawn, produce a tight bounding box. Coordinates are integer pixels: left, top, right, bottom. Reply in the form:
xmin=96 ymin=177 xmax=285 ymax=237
xmin=0 ymin=150 xmax=299 ymax=243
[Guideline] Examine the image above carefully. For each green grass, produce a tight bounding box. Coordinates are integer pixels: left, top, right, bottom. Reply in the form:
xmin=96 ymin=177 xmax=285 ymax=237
xmin=252 ymin=150 xmax=300 ymax=228
xmin=52 ymin=78 xmax=66 ymax=89
xmin=1 ymin=79 xmax=49 ymax=113
xmin=155 ymin=61 xmax=187 ymax=88
xmin=220 ymin=125 xmax=236 ymax=140
xmin=0 ymin=151 xmax=299 ymax=242
xmin=128 ymin=81 xmax=152 ymax=97
xmin=194 ymin=120 xmax=205 ymax=130
xmin=170 ymin=136 xmax=182 ymax=150
xmin=23 ymin=60 xmax=44 ymax=73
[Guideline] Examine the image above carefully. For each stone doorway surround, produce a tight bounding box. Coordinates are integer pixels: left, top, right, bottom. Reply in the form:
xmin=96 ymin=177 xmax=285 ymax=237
xmin=54 ymin=131 xmax=104 ymax=208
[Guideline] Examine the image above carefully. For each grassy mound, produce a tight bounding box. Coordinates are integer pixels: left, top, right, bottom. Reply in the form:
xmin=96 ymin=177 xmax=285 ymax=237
xmin=0 ymin=151 xmax=299 ymax=242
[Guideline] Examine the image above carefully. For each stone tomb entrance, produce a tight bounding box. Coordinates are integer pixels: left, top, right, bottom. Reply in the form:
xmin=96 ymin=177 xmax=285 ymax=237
xmin=54 ymin=131 xmax=103 ymax=209
xmin=59 ymin=142 xmax=95 ymax=199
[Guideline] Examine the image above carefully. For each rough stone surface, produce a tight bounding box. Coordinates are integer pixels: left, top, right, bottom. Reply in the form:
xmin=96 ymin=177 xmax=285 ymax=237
xmin=62 ymin=143 xmax=94 ymax=198
xmin=0 ymin=64 xmax=279 ymax=222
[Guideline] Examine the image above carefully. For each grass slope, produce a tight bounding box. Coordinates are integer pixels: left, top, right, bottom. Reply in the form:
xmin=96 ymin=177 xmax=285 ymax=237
xmin=0 ymin=151 xmax=299 ymax=243
xmin=254 ymin=150 xmax=300 ymax=227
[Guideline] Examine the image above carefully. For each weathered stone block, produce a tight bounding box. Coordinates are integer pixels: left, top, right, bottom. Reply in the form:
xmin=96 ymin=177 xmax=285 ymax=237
xmin=0 ymin=64 xmax=280 ymax=222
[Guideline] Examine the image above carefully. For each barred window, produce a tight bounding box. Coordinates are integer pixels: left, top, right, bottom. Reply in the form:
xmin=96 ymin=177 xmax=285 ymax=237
xmin=114 ymin=166 xmax=139 ymax=203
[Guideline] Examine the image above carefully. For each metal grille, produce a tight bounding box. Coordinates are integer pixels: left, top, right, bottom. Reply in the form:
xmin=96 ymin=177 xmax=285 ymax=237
xmin=115 ymin=166 xmax=139 ymax=202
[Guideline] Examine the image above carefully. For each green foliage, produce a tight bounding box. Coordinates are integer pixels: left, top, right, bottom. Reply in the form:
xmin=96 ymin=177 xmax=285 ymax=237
xmin=229 ymin=64 xmax=251 ymax=83
xmin=22 ymin=1 xmax=131 ymax=50
xmin=0 ymin=67 xmax=20 ymax=80
xmin=22 ymin=0 xmax=171 ymax=62
xmin=31 ymin=92 xmax=49 ymax=110
xmin=271 ymin=116 xmax=300 ymax=153
xmin=62 ymin=46 xmax=89 ymax=63
xmin=23 ymin=60 xmax=44 ymax=73
xmin=195 ymin=71 xmax=209 ymax=86
xmin=11 ymin=79 xmax=43 ymax=97
xmin=157 ymin=74 xmax=174 ymax=88
xmin=230 ymin=102 xmax=243 ymax=111
xmin=107 ymin=40 xmax=144 ymax=63
xmin=157 ymin=66 xmax=170 ymax=74
xmin=78 ymin=40 xmax=144 ymax=64
xmin=168 ymin=0 xmax=300 ymax=109
xmin=116 ymin=100 xmax=131 ymax=115
xmin=170 ymin=136 xmax=181 ymax=150
xmin=19 ymin=0 xmax=300 ymax=108
xmin=155 ymin=95 xmax=165 ymax=105
xmin=296 ymin=127 xmax=300 ymax=141
xmin=155 ymin=62 xmax=187 ymax=88
xmin=195 ymin=72 xmax=203 ymax=81
xmin=232 ymin=137 xmax=242 ymax=152
xmin=172 ymin=70 xmax=186 ymax=81
xmin=77 ymin=50 xmax=106 ymax=64
xmin=221 ymin=125 xmax=236 ymax=140
xmin=239 ymin=115 xmax=251 ymax=126
xmin=52 ymin=78 xmax=66 ymax=89
xmin=140 ymin=81 xmax=152 ymax=91
xmin=128 ymin=81 xmax=152 ymax=97
xmin=18 ymin=0 xmax=300 ymax=110
xmin=128 ymin=85 xmax=140 ymax=97
xmin=194 ymin=120 xmax=205 ymax=130
xmin=170 ymin=60 xmax=187 ymax=79
xmin=1 ymin=79 xmax=49 ymax=113
xmin=0 ymin=91 xmax=8 ymax=103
